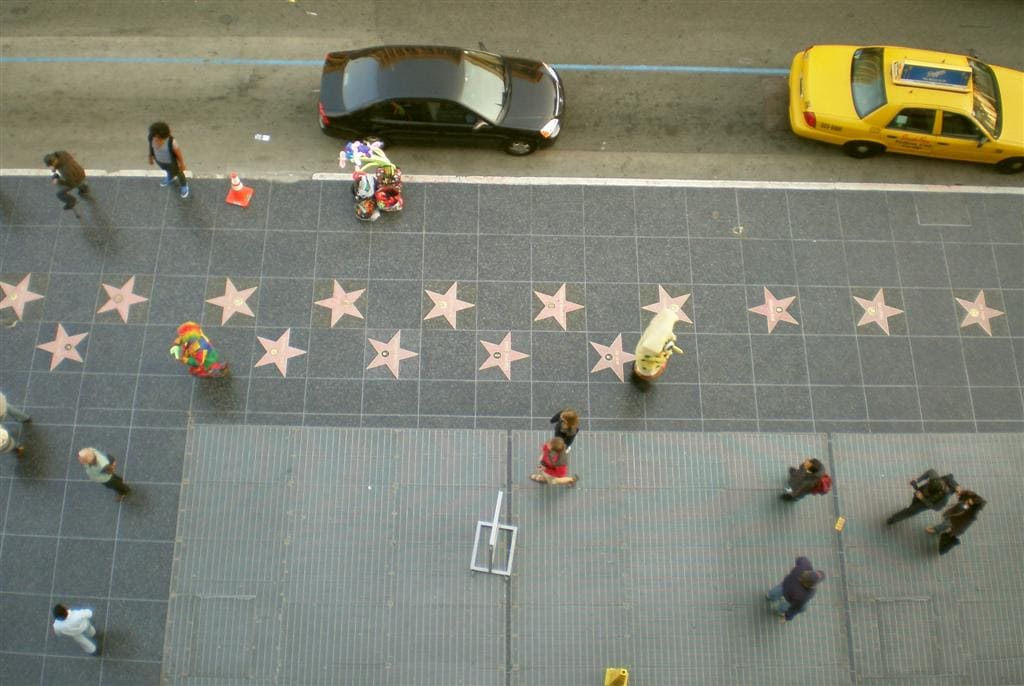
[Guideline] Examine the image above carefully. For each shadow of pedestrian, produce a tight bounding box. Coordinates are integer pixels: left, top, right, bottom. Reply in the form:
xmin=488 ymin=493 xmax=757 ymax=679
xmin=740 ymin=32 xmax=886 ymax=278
xmin=71 ymin=196 xmax=117 ymax=248
xmin=628 ymin=372 xmax=653 ymax=393
xmin=193 ymin=374 xmax=244 ymax=415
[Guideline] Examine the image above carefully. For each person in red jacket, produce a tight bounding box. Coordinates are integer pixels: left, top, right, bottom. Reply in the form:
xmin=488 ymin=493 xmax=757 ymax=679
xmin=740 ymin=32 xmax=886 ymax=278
xmin=529 ymin=437 xmax=577 ymax=486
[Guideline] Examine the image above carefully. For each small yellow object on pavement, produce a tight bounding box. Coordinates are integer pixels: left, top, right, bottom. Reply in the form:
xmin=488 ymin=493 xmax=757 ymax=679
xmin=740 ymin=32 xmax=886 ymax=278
xmin=604 ymin=668 xmax=629 ymax=686
xmin=834 ymin=516 xmax=846 ymax=532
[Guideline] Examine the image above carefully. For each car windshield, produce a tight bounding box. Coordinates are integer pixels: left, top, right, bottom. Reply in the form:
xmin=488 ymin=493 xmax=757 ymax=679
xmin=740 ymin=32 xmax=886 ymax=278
xmin=460 ymin=50 xmax=507 ymax=122
xmin=968 ymin=58 xmax=1001 ymax=137
xmin=850 ymin=47 xmax=887 ymax=118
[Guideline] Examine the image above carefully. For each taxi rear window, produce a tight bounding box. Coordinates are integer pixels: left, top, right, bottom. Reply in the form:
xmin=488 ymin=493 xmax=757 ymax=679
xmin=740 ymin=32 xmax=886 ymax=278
xmin=851 ymin=47 xmax=886 ymax=118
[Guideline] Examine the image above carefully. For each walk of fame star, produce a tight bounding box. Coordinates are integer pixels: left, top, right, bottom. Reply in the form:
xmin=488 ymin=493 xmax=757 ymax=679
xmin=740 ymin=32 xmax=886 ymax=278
xmin=97 ymin=276 xmax=148 ymax=323
xmin=853 ymin=289 xmax=903 ymax=335
xmin=207 ymin=278 xmax=257 ymax=325
xmin=367 ymin=331 xmax=418 ymax=379
xmin=315 ymin=281 xmax=364 ymax=326
xmin=642 ymin=285 xmax=693 ymax=323
xmin=534 ymin=283 xmax=584 ymax=330
xmin=956 ymin=290 xmax=1004 ymax=336
xmin=424 ymin=282 xmax=474 ymax=329
xmin=749 ymin=287 xmax=799 ymax=332
xmin=255 ymin=329 xmax=306 ymax=377
xmin=36 ymin=323 xmax=88 ymax=370
xmin=0 ymin=274 xmax=45 ymax=320
xmin=590 ymin=334 xmax=636 ymax=382
xmin=479 ymin=332 xmax=529 ymax=380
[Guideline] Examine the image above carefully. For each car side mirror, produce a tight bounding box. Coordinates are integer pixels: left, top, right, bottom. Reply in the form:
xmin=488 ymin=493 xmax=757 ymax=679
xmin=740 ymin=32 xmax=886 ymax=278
xmin=472 ymin=120 xmax=489 ymax=131
xmin=976 ymin=135 xmax=987 ymax=148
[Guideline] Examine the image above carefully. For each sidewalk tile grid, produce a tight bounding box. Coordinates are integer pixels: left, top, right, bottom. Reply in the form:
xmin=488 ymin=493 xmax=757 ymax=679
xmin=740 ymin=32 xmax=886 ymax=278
xmin=0 ymin=176 xmax=1021 ymax=684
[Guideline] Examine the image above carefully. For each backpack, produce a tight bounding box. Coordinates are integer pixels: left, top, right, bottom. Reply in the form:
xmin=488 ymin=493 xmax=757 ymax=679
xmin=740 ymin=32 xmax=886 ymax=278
xmin=811 ymin=474 xmax=832 ymax=495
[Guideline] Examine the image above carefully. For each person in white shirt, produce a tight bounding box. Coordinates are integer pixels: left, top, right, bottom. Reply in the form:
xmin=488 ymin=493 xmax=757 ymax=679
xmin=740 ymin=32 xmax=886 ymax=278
xmin=52 ymin=604 xmax=98 ymax=654
xmin=78 ymin=447 xmax=131 ymax=501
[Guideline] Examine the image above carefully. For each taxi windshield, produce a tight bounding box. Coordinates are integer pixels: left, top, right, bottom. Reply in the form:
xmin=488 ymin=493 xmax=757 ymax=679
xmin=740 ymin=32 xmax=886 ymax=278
xmin=968 ymin=58 xmax=1001 ymax=137
xmin=850 ymin=47 xmax=886 ymax=118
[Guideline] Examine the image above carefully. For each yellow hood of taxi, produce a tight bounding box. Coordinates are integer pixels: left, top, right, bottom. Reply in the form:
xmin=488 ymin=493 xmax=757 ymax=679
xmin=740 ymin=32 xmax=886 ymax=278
xmin=799 ymin=45 xmax=861 ymax=117
xmin=992 ymin=65 xmax=1024 ymax=147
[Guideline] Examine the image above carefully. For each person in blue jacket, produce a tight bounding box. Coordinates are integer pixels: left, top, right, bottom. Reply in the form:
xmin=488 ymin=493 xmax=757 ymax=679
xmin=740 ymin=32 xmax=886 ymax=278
xmin=766 ymin=557 xmax=825 ymax=622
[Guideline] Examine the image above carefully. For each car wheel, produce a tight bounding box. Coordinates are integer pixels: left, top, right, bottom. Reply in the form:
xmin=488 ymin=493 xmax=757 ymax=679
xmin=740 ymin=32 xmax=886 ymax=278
xmin=842 ymin=141 xmax=885 ymax=158
xmin=995 ymin=157 xmax=1024 ymax=174
xmin=505 ymin=138 xmax=537 ymax=156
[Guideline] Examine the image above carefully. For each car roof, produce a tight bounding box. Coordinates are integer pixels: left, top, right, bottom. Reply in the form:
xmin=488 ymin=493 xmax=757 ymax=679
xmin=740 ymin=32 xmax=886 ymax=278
xmin=880 ymin=46 xmax=975 ymax=109
xmin=325 ymin=45 xmax=506 ymax=109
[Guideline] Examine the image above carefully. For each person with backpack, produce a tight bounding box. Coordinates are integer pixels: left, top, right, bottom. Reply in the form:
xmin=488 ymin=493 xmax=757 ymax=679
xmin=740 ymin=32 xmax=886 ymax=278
xmin=927 ymin=489 xmax=985 ymax=555
xmin=780 ymin=458 xmax=830 ymax=501
xmin=148 ymin=121 xmax=190 ymax=198
xmin=43 ymin=150 xmax=90 ymax=210
xmin=886 ymin=469 xmax=959 ymax=525
xmin=766 ymin=556 xmax=825 ymax=622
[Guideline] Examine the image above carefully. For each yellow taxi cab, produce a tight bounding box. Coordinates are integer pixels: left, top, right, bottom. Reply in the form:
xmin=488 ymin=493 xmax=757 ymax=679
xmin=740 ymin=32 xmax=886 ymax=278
xmin=788 ymin=45 xmax=1024 ymax=173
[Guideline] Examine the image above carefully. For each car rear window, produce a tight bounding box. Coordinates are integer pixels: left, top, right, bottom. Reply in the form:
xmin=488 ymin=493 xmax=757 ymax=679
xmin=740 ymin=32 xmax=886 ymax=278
xmin=341 ymin=58 xmax=382 ymax=112
xmin=850 ymin=47 xmax=886 ymax=118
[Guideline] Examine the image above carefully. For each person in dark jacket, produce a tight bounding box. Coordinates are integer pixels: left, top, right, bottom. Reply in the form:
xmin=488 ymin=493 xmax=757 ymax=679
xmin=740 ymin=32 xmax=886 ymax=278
xmin=529 ymin=437 xmax=577 ymax=486
xmin=887 ymin=469 xmax=959 ymax=525
xmin=550 ymin=408 xmax=579 ymax=451
xmin=781 ymin=458 xmax=825 ymax=501
xmin=927 ymin=489 xmax=985 ymax=554
xmin=766 ymin=556 xmax=825 ymax=622
xmin=44 ymin=151 xmax=90 ymax=210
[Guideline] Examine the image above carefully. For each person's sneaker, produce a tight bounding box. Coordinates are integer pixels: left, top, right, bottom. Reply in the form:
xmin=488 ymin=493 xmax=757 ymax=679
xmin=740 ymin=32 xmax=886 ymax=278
xmin=78 ymin=185 xmax=90 ymax=196
xmin=159 ymin=175 xmax=174 ymax=188
xmin=180 ymin=184 xmax=190 ymax=199
xmin=14 ymin=446 xmax=25 ymax=458
xmin=63 ymin=199 xmax=77 ymax=210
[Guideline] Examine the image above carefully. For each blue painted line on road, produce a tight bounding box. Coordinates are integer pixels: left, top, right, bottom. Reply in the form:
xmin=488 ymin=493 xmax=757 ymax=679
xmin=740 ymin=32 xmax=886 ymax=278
xmin=0 ymin=55 xmax=788 ymax=75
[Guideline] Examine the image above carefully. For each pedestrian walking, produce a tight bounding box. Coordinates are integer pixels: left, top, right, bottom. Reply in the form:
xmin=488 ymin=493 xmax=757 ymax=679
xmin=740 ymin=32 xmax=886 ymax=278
xmin=886 ymin=469 xmax=958 ymax=525
xmin=550 ymin=408 xmax=579 ymax=451
xmin=77 ymin=447 xmax=131 ymax=501
xmin=0 ymin=427 xmax=26 ymax=459
xmin=147 ymin=121 xmax=190 ymax=198
xmin=766 ymin=556 xmax=825 ymax=622
xmin=927 ymin=489 xmax=986 ymax=555
xmin=529 ymin=436 xmax=578 ymax=486
xmin=44 ymin=151 xmax=91 ymax=210
xmin=52 ymin=604 xmax=98 ymax=654
xmin=169 ymin=321 xmax=230 ymax=377
xmin=780 ymin=458 xmax=830 ymax=501
xmin=0 ymin=391 xmax=32 ymax=422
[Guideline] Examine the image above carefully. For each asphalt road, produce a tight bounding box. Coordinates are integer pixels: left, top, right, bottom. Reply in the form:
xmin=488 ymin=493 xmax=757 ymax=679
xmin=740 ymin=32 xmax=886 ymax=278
xmin=1 ymin=0 xmax=1022 ymax=184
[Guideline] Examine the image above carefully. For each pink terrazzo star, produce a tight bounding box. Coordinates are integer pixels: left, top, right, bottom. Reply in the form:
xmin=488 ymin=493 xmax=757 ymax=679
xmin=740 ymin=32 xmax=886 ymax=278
xmin=424 ymin=282 xmax=474 ymax=329
xmin=206 ymin=278 xmax=257 ymax=325
xmin=748 ymin=287 xmax=799 ymax=333
xmin=0 ymin=274 xmax=44 ymax=320
xmin=642 ymin=285 xmax=693 ymax=324
xmin=97 ymin=276 xmax=148 ymax=323
xmin=479 ymin=332 xmax=529 ymax=380
xmin=590 ymin=334 xmax=636 ymax=382
xmin=36 ymin=323 xmax=88 ymax=370
xmin=534 ymin=283 xmax=584 ymax=330
xmin=853 ymin=289 xmax=903 ymax=335
xmin=367 ymin=331 xmax=418 ymax=379
xmin=315 ymin=280 xmax=364 ymax=326
xmin=956 ymin=290 xmax=1004 ymax=336
xmin=255 ymin=328 xmax=306 ymax=377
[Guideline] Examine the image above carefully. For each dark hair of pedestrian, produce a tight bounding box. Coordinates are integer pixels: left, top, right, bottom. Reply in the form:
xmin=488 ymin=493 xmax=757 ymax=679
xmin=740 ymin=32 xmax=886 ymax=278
xmin=53 ymin=604 xmax=68 ymax=619
xmin=806 ymin=458 xmax=823 ymax=473
xmin=149 ymin=121 xmax=171 ymax=139
xmin=961 ymin=490 xmax=985 ymax=509
xmin=548 ymin=437 xmax=566 ymax=453
xmin=43 ymin=153 xmax=58 ymax=167
xmin=560 ymin=409 xmax=579 ymax=433
xmin=798 ymin=571 xmax=821 ymax=589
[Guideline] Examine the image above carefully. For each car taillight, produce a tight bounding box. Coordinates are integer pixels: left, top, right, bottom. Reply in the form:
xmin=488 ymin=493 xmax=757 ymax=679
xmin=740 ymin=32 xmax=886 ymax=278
xmin=803 ymin=111 xmax=816 ymax=128
xmin=540 ymin=118 xmax=560 ymax=139
xmin=318 ymin=101 xmax=329 ymax=126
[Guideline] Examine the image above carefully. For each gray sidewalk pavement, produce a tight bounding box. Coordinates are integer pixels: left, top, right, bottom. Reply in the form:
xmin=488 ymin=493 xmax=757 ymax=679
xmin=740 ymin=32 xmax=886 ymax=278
xmin=0 ymin=174 xmax=1022 ymax=684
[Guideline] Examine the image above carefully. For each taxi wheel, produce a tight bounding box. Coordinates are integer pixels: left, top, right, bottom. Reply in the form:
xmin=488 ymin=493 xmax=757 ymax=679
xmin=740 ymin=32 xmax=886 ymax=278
xmin=842 ymin=141 xmax=885 ymax=159
xmin=995 ymin=157 xmax=1024 ymax=174
xmin=505 ymin=138 xmax=537 ymax=156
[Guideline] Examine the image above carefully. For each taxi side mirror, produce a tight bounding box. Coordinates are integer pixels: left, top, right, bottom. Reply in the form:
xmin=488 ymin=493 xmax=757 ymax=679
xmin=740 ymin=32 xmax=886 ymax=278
xmin=473 ymin=120 xmax=490 ymax=131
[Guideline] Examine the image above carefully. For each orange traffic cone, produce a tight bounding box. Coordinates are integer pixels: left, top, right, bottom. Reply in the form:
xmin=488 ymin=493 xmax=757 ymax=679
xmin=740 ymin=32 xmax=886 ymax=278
xmin=225 ymin=172 xmax=254 ymax=208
